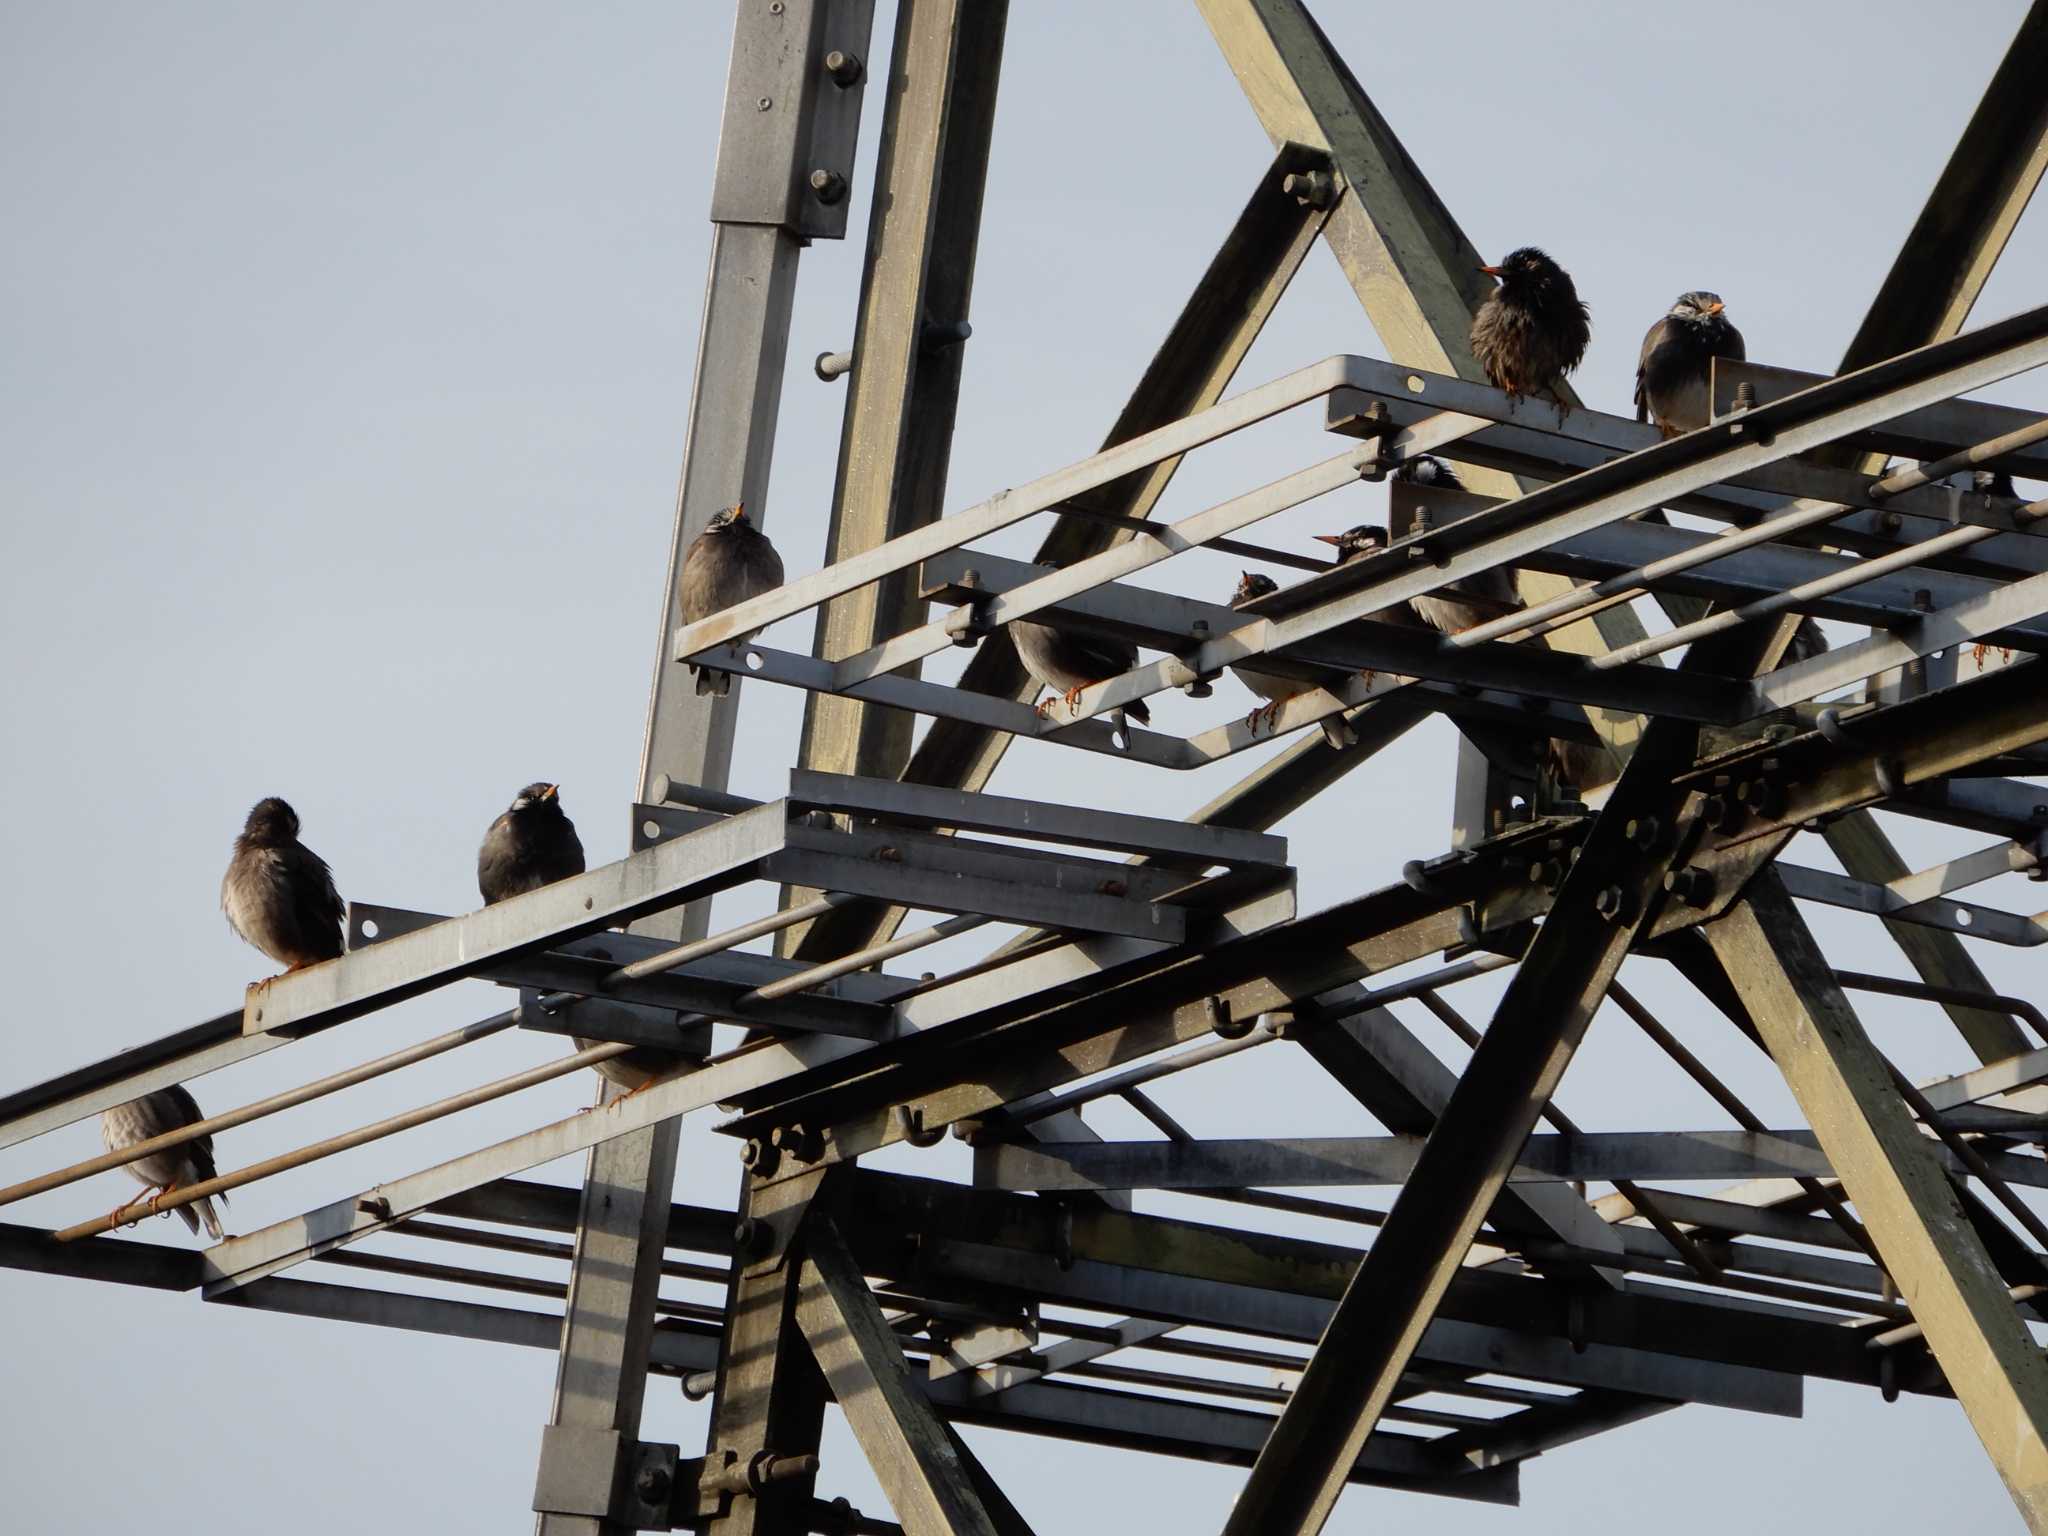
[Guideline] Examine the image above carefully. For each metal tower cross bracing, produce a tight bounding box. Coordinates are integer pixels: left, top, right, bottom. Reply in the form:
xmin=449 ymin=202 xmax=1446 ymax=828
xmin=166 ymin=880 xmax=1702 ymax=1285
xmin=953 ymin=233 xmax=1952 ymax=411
xmin=5 ymin=3 xmax=2048 ymax=1534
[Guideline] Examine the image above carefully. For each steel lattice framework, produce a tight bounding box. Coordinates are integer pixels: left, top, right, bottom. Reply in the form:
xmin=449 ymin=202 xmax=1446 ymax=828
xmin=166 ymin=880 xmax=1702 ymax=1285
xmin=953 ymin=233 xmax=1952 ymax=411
xmin=6 ymin=3 xmax=2048 ymax=1533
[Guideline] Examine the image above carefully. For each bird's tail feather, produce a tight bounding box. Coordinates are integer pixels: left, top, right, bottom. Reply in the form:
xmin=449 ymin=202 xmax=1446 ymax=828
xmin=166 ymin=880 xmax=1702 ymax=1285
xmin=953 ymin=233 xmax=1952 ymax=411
xmin=1124 ymin=697 xmax=1151 ymax=726
xmin=194 ymin=1196 xmax=225 ymax=1241
xmin=1319 ymin=716 xmax=1356 ymax=751
xmin=174 ymin=1201 xmax=201 ymax=1237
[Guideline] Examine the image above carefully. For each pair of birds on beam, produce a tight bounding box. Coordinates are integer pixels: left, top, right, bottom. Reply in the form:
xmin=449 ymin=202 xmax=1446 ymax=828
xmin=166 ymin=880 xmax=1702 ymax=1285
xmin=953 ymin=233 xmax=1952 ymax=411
xmin=100 ymin=780 xmax=622 ymax=1240
xmin=1467 ymin=245 xmax=1741 ymax=435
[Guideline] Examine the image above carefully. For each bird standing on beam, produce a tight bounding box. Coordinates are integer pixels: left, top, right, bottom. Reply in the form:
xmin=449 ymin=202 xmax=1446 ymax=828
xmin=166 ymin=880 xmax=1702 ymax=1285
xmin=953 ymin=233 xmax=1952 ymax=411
xmin=1010 ymin=563 xmax=1152 ymax=732
xmin=101 ymin=1086 xmax=226 ymax=1240
xmin=1226 ymin=572 xmax=1356 ymax=748
xmin=1635 ymin=291 xmax=1745 ymax=435
xmin=1470 ymin=247 xmax=1589 ymax=406
xmin=681 ymin=504 xmax=785 ymax=696
xmin=221 ymin=797 xmax=345 ymax=976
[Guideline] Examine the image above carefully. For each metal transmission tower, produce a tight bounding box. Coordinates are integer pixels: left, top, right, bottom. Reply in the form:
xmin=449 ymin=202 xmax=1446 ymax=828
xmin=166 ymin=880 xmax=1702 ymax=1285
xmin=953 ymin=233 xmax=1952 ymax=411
xmin=7 ymin=2 xmax=2048 ymax=1533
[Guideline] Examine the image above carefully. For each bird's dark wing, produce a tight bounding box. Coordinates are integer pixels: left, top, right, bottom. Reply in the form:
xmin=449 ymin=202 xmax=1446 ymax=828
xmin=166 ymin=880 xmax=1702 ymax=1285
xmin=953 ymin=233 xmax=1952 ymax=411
xmin=477 ymin=815 xmax=519 ymax=905
xmin=1062 ymin=632 xmax=1139 ymax=678
xmin=157 ymin=1084 xmax=222 ymax=1188
xmin=1721 ymin=323 xmax=1746 ymax=362
xmin=287 ymin=843 xmax=346 ymax=961
xmin=1635 ymin=317 xmax=1676 ymax=423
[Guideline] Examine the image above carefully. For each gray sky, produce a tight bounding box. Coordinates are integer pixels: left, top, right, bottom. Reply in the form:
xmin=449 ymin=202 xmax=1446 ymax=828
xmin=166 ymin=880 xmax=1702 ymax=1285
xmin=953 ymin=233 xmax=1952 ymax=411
xmin=3 ymin=2 xmax=2043 ymax=1530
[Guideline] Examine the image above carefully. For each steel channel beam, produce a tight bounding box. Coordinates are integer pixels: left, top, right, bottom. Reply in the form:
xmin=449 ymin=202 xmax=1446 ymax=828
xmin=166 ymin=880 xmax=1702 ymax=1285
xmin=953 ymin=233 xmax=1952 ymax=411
xmin=969 ymin=1129 xmax=2048 ymax=1195
xmin=1703 ymin=875 xmax=2048 ymax=1530
xmin=239 ymin=802 xmax=788 ymax=1038
xmin=1219 ymin=632 xmax=1733 ymax=1533
xmin=1427 ymin=1391 xmax=1677 ymax=1476
xmin=793 ymin=1216 xmax=1006 ymax=1536
xmin=840 ymin=144 xmax=1336 ymax=953
xmin=1778 ymin=865 xmax=2046 ymax=949
xmin=786 ymin=0 xmax=1007 ymax=958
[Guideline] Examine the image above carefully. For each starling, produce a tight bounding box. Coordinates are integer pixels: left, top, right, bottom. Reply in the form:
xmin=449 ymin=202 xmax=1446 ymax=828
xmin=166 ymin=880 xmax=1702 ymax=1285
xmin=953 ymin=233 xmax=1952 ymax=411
xmin=1470 ymin=247 xmax=1590 ymax=404
xmin=1226 ymin=573 xmax=1354 ymax=747
xmin=101 ymin=1086 xmax=225 ymax=1239
xmin=1010 ymin=566 xmax=1152 ymax=728
xmin=222 ymin=797 xmax=345 ymax=974
xmin=680 ymin=504 xmax=785 ymax=696
xmin=1314 ymin=519 xmax=1520 ymax=638
xmin=1635 ymin=291 xmax=1745 ymax=436
xmin=478 ymin=782 xmax=586 ymax=905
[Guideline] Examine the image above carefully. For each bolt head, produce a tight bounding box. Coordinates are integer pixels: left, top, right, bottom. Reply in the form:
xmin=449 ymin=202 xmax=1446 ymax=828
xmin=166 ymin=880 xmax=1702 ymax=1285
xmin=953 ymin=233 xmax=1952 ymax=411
xmin=809 ymin=168 xmax=848 ymax=205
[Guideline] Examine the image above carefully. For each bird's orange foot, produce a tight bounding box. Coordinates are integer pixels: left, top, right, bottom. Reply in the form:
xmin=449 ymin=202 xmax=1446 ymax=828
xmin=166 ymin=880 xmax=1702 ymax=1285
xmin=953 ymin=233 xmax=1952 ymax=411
xmin=1063 ymin=682 xmax=1090 ymax=717
xmin=1244 ymin=706 xmax=1265 ymax=733
xmin=146 ymin=1181 xmax=184 ymax=1221
xmin=1262 ymin=702 xmax=1283 ymax=731
xmin=108 ymin=1191 xmax=156 ymax=1230
xmin=1033 ymin=697 xmax=1055 ymax=719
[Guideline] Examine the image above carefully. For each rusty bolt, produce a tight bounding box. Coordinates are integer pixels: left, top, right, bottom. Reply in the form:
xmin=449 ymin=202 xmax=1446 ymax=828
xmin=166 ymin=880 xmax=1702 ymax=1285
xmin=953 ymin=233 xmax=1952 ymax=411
xmin=1593 ymin=884 xmax=1634 ymax=924
xmin=1664 ymin=866 xmax=1715 ymax=908
xmin=1281 ymin=169 xmax=1335 ymax=208
xmin=1623 ymin=814 xmax=1663 ymax=852
xmin=1701 ymin=794 xmax=1743 ymax=834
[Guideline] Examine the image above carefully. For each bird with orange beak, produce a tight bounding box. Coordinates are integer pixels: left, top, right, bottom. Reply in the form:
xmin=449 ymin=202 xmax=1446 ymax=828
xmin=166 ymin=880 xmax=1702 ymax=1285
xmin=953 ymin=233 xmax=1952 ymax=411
xmin=1469 ymin=247 xmax=1590 ymax=405
xmin=1635 ymin=291 xmax=1745 ymax=436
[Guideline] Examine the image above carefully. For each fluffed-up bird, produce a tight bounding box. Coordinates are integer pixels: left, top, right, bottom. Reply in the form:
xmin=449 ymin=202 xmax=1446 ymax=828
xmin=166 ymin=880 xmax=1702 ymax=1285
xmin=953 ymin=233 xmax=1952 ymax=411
xmin=222 ymin=797 xmax=345 ymax=974
xmin=1010 ymin=567 xmax=1152 ymax=729
xmin=101 ymin=1086 xmax=226 ymax=1239
xmin=681 ymin=504 xmax=785 ymax=696
xmin=1471 ymin=247 xmax=1590 ymax=404
xmin=478 ymin=782 xmax=586 ymax=905
xmin=1226 ymin=573 xmax=1355 ymax=747
xmin=1635 ymin=291 xmax=1745 ymax=435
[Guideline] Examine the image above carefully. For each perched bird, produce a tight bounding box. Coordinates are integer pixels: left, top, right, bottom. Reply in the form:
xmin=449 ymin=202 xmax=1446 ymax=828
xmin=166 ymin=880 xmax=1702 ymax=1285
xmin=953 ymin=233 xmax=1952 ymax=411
xmin=101 ymin=1086 xmax=225 ymax=1239
xmin=1394 ymin=454 xmax=1463 ymax=492
xmin=222 ymin=797 xmax=345 ymax=974
xmin=681 ymin=504 xmax=785 ymax=696
xmin=473 ymin=785 xmax=651 ymax=1095
xmin=1315 ymin=518 xmax=1521 ymax=637
xmin=1010 ymin=566 xmax=1152 ymax=728
xmin=1635 ymin=292 xmax=1745 ymax=436
xmin=478 ymin=782 xmax=586 ymax=905
xmin=1973 ymin=468 xmax=2020 ymax=500
xmin=1227 ymin=573 xmax=1354 ymax=747
xmin=1470 ymin=247 xmax=1590 ymax=404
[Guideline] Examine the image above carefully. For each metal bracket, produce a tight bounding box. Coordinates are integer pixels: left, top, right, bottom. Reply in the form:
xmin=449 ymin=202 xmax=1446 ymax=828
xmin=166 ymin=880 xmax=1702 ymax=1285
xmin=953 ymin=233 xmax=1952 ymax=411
xmin=532 ymin=1425 xmax=679 ymax=1529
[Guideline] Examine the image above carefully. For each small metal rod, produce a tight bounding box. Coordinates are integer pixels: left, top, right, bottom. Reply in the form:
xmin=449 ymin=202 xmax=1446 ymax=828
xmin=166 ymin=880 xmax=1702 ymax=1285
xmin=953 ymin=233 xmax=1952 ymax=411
xmin=0 ymin=1008 xmax=524 ymax=1212
xmin=1312 ymin=952 xmax=1518 ymax=1025
xmin=1454 ymin=415 xmax=2048 ymax=652
xmin=392 ymin=1216 xmax=730 ymax=1286
xmin=740 ymin=912 xmax=991 ymax=1004
xmin=1607 ymin=981 xmax=1885 ymax=1267
xmin=1509 ymin=1238 xmax=1908 ymax=1320
xmin=1882 ymin=1056 xmax=2048 ymax=1255
xmin=608 ymin=893 xmax=856 ymax=984
xmin=313 ymin=1247 xmax=722 ymax=1324
xmin=1414 ymin=991 xmax=1725 ymax=1281
xmin=52 ymin=1037 xmax=639 ymax=1242
xmin=1867 ymin=1285 xmax=2046 ymax=1349
xmin=1833 ymin=968 xmax=2048 ymax=1047
xmin=1044 ymin=498 xmax=1336 ymax=574
xmin=1058 ymin=1359 xmax=1492 ymax=1429
xmin=1588 ymin=515 xmax=2015 ymax=672
xmin=1120 ymin=1085 xmax=1393 ymax=1228
xmin=1006 ymin=1021 xmax=1283 ymax=1127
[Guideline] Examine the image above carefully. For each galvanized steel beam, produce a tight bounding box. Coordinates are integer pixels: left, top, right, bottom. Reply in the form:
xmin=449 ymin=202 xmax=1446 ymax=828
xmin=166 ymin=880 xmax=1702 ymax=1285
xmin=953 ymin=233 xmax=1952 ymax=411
xmin=1704 ymin=875 xmax=2048 ymax=1530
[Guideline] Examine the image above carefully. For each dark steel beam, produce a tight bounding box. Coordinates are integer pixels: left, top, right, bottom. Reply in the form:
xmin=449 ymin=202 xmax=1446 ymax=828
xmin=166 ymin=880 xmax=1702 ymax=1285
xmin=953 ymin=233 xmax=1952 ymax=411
xmin=798 ymin=139 xmax=1334 ymax=960
xmin=789 ymin=0 xmax=1008 ymax=910
xmin=1703 ymin=874 xmax=2048 ymax=1529
xmin=794 ymin=1215 xmax=1006 ymax=1536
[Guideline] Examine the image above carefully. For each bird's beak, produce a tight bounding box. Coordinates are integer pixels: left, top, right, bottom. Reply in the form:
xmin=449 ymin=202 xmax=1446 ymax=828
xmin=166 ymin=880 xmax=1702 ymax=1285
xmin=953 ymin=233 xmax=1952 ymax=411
xmin=541 ymin=784 xmax=558 ymax=801
xmin=1704 ymin=301 xmax=1725 ymax=315
xmin=732 ymin=502 xmax=747 ymax=523
xmin=1311 ymin=533 xmax=1345 ymax=547
xmin=1477 ymin=265 xmax=1503 ymax=277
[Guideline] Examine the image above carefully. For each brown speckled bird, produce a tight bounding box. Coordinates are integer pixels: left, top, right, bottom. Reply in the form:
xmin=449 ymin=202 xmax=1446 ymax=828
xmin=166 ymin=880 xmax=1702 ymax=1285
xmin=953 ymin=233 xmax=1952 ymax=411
xmin=1226 ymin=573 xmax=1355 ymax=747
xmin=1010 ymin=563 xmax=1153 ymax=730
xmin=101 ymin=1086 xmax=225 ymax=1239
xmin=1471 ymin=247 xmax=1590 ymax=405
xmin=1635 ymin=291 xmax=1745 ymax=436
xmin=681 ymin=504 xmax=785 ymax=696
xmin=221 ymin=798 xmax=344 ymax=975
